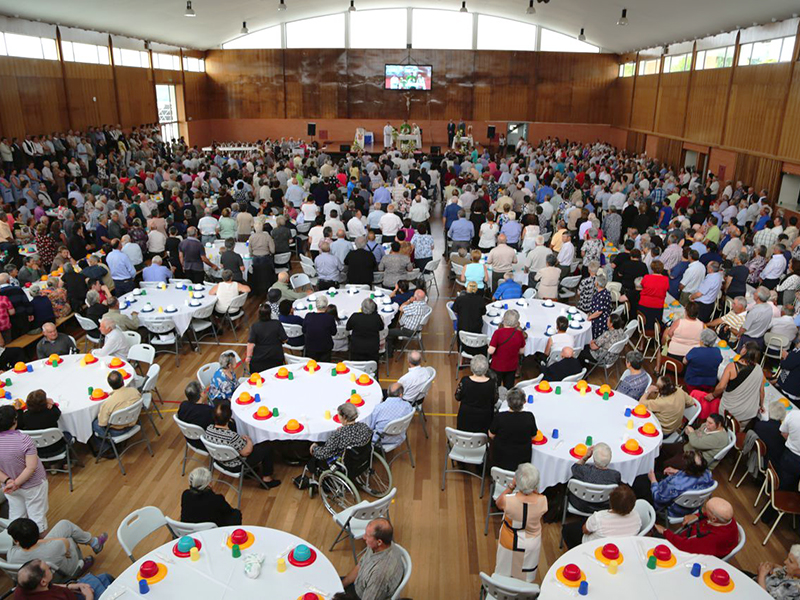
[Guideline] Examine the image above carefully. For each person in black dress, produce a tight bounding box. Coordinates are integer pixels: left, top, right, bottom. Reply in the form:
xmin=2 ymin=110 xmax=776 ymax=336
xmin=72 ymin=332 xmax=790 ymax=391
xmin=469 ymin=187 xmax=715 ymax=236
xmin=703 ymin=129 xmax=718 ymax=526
xmin=177 ymin=381 xmax=216 ymax=450
xmin=17 ymin=389 xmax=69 ymax=458
xmin=344 ymin=237 xmax=377 ymax=285
xmin=219 ymin=237 xmax=246 ymax=283
xmin=455 ymin=355 xmax=498 ymax=433
xmin=181 ymin=467 xmax=242 ymax=526
xmin=346 ymin=298 xmax=385 ymax=362
xmin=724 ymin=252 xmax=749 ymax=299
xmin=245 ymin=303 xmax=288 ymax=373
xmin=61 ymin=263 xmax=88 ymax=313
xmin=303 ymin=296 xmax=337 ymax=362
xmin=488 ymin=388 xmax=537 ymax=471
xmin=452 ymin=280 xmax=487 ymax=354
xmin=278 ymin=300 xmax=305 ymax=347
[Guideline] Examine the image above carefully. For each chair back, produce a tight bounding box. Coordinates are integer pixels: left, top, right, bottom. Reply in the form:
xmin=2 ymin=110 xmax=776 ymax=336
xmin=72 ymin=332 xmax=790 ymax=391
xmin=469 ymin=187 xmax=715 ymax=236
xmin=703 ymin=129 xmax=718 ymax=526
xmin=458 ymin=331 xmax=488 ymax=350
xmin=344 ymin=360 xmax=378 ymax=377
xmin=123 ymin=331 xmax=142 ymax=346
xmin=128 ymin=343 xmax=156 ymax=367
xmin=197 ymin=363 xmax=220 ymax=388
xmin=446 ymin=302 xmax=457 ymax=327
xmin=290 ymin=274 xmax=311 ymax=289
xmin=301 ymin=262 xmax=318 ymax=277
xmin=274 ymin=252 xmax=292 ymax=265
xmin=445 ymin=427 xmax=488 ymax=450
xmin=623 ymin=320 xmax=638 ymax=340
xmin=191 ymin=302 xmax=216 ymax=320
xmin=566 ymin=480 xmax=617 ymax=505
xmin=479 ymin=572 xmax=540 ymax=600
xmin=345 ymin=284 xmax=370 ymax=291
xmin=26 ymin=428 xmax=66 ymax=452
xmin=634 ymin=499 xmax=656 ymax=535
xmin=164 ymin=517 xmax=216 ymax=538
xmin=523 ymin=287 xmax=536 ymax=299
xmin=282 ymin=323 xmax=304 ymax=340
xmin=349 ymin=488 xmax=397 ymax=522
xmin=108 ymin=399 xmax=144 ymax=427
xmin=721 ymin=523 xmax=746 ymax=562
xmin=513 ymin=376 xmax=543 ymax=391
xmin=562 ymin=368 xmax=587 ymax=383
xmin=490 ymin=467 xmax=516 ymax=501
xmin=299 ymin=254 xmax=314 ymax=267
xmin=754 ymin=438 xmax=768 ymax=474
xmin=673 ymin=480 xmax=719 ymax=511
xmin=560 ymin=275 xmax=581 ymax=290
xmin=173 ymin=415 xmax=206 ymax=441
xmin=227 ymin=292 xmax=248 ymax=313
xmin=709 ymin=429 xmax=736 ymax=467
xmin=391 ymin=544 xmax=413 ymax=600
xmin=285 ymin=355 xmax=307 ymax=365
xmin=0 ymin=558 xmax=26 ymax=581
xmin=619 ymin=368 xmax=653 ymax=391
xmin=381 ymin=411 xmax=414 ymax=438
xmin=607 ymin=337 xmax=628 ymax=356
xmin=451 ymin=263 xmax=465 ymax=277
xmin=75 ymin=313 xmax=99 ymax=332
xmin=116 ymin=506 xmax=168 ymax=562
xmin=685 ymin=397 xmax=702 ymax=428
xmin=142 ymin=363 xmax=161 ymax=393
xmin=423 ymin=259 xmax=440 ymax=274
xmin=202 ymin=438 xmax=243 ymax=466
xmin=143 ymin=319 xmax=175 ymax=335
xmin=416 ymin=367 xmax=437 ymax=402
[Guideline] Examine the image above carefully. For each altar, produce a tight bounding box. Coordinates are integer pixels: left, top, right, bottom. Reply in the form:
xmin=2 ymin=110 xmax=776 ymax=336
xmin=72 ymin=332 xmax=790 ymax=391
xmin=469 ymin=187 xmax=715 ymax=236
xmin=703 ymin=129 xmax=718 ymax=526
xmin=397 ymin=133 xmax=422 ymax=149
xmin=452 ymin=135 xmax=474 ymax=151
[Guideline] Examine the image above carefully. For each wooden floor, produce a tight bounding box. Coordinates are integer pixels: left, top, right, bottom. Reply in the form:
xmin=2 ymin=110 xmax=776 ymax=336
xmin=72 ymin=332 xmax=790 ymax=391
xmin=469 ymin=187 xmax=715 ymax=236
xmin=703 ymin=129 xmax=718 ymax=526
xmin=10 ymin=220 xmax=798 ymax=598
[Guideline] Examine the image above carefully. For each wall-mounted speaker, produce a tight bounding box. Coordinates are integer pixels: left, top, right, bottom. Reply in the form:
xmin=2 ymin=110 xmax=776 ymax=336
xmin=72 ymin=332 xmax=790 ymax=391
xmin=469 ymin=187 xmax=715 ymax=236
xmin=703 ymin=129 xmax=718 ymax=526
xmin=307 ymin=123 xmax=316 ymax=136
xmin=487 ymin=125 xmax=496 ymax=139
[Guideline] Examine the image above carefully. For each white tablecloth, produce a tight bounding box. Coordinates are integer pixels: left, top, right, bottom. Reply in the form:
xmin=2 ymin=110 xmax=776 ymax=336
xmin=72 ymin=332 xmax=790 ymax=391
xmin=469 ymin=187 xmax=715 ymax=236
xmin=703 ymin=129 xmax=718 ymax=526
xmin=201 ymin=145 xmax=260 ymax=154
xmin=205 ymin=240 xmax=254 ymax=274
xmin=120 ymin=284 xmax=216 ymax=335
xmin=293 ymin=289 xmax=398 ymax=326
xmin=103 ymin=526 xmax=344 ymax=600
xmin=540 ymin=536 xmax=769 ymax=600
xmin=231 ymin=363 xmax=384 ymax=443
xmin=478 ymin=254 xmax=528 ymax=286
xmin=0 ymin=354 xmax=134 ymax=443
xmin=511 ymin=382 xmax=662 ymax=491
xmin=397 ymin=133 xmax=421 ymax=148
xmin=482 ymin=299 xmax=592 ymax=356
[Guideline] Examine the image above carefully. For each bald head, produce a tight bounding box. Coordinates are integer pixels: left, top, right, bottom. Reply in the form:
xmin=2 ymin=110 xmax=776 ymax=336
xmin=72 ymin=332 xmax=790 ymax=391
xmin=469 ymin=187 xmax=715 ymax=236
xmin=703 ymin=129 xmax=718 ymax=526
xmin=561 ymin=346 xmax=574 ymax=359
xmin=278 ymin=272 xmax=289 ymax=283
xmin=706 ymin=497 xmax=733 ymax=523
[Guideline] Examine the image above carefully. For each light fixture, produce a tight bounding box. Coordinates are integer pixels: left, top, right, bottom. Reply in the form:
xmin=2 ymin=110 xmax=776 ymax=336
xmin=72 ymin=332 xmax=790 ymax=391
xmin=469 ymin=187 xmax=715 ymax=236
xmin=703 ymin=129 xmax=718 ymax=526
xmin=278 ymin=0 xmax=287 ymax=10
xmin=460 ymin=1 xmax=468 ymax=13
xmin=240 ymin=21 xmax=248 ymax=34
xmin=184 ymin=1 xmax=196 ymax=17
xmin=349 ymin=0 xmax=356 ymax=11
xmin=617 ymin=8 xmax=628 ymax=26
xmin=526 ymin=0 xmax=535 ymax=15
xmin=578 ymin=28 xmax=585 ymax=41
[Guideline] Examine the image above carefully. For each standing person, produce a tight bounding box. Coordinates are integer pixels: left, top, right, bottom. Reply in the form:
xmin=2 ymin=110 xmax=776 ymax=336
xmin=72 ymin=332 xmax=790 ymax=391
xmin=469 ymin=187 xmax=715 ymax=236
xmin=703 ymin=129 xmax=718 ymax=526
xmin=488 ymin=309 xmax=527 ymax=388
xmin=0 ymin=405 xmax=49 ymax=531
xmin=346 ymin=298 xmax=384 ymax=362
xmin=179 ymin=227 xmax=215 ymax=284
xmin=638 ymin=260 xmax=669 ymax=330
xmin=303 ymin=295 xmax=337 ymax=362
xmin=105 ymin=239 xmax=137 ymax=296
xmin=455 ymin=355 xmax=498 ymax=434
xmin=248 ymin=221 xmax=277 ymax=294
xmin=245 ymin=303 xmax=288 ymax=373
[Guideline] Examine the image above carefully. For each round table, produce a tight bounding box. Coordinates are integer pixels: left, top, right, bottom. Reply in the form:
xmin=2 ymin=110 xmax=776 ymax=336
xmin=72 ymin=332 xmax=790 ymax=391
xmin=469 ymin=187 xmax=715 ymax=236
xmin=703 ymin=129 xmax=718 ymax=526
xmin=539 ymin=536 xmax=769 ymax=599
xmin=482 ymin=299 xmax=592 ymax=356
xmin=102 ymin=525 xmax=344 ymax=600
xmin=120 ymin=283 xmax=217 ymax=336
xmin=479 ymin=253 xmax=528 ymax=286
xmin=0 ymin=354 xmax=134 ymax=443
xmin=231 ymin=363 xmax=384 ymax=444
xmin=511 ymin=381 xmax=662 ymax=491
xmin=293 ymin=288 xmax=398 ymax=326
xmin=19 ymin=243 xmax=37 ymax=258
xmin=206 ymin=240 xmax=253 ymax=274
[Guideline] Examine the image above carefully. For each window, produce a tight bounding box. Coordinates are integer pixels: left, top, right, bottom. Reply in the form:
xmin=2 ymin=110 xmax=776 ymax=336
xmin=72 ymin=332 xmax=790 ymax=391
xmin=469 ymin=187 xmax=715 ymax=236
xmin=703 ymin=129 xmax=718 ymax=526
xmin=182 ymin=56 xmax=205 ymax=72
xmin=350 ymin=9 xmax=408 ymax=49
xmin=618 ymin=62 xmax=635 ymax=77
xmin=412 ymin=9 xmax=472 ymax=50
xmin=286 ymin=14 xmax=345 ymax=48
xmin=153 ymin=52 xmax=180 ymax=70
xmin=695 ymin=46 xmax=735 ymax=70
xmin=156 ymin=84 xmax=180 ymax=142
xmin=3 ymin=33 xmax=57 ymax=60
xmin=223 ymin=26 xmax=281 ymax=49
xmin=738 ymin=36 xmax=795 ymax=66
xmin=60 ymin=41 xmax=110 ymax=65
xmin=540 ymin=28 xmax=599 ymax=53
xmin=477 ymin=15 xmax=537 ymax=51
xmin=112 ymin=47 xmax=150 ymax=68
xmin=0 ymin=33 xmax=6 ymax=56
xmin=638 ymin=58 xmax=660 ymax=76
xmin=663 ymin=53 xmax=691 ymax=73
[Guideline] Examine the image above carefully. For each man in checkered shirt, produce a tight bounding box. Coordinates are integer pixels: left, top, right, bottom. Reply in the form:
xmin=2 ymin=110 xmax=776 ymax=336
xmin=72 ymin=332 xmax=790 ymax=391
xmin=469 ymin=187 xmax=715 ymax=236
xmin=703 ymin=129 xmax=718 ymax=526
xmin=386 ymin=288 xmax=431 ymax=357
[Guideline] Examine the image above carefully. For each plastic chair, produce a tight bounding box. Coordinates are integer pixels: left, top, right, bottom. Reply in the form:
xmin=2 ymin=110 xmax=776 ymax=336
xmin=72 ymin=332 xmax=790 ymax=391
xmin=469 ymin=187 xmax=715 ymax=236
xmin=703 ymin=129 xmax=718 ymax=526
xmin=754 ymin=463 xmax=800 ymax=544
xmin=140 ymin=364 xmax=164 ymax=436
xmin=585 ymin=337 xmax=628 ymax=379
xmin=422 ymin=259 xmax=441 ymax=297
xmin=763 ymin=332 xmax=790 ymax=366
xmin=736 ymin=439 xmax=768 ymax=501
xmin=330 ymin=488 xmax=397 ymax=562
xmin=484 ymin=467 xmax=515 ymax=535
xmin=376 ymin=411 xmax=415 ymax=468
xmin=456 ymin=331 xmax=489 ymax=380
xmin=618 ymin=368 xmax=653 ymax=394
xmin=721 ymin=523 xmax=746 ymax=562
xmin=708 ymin=428 xmax=736 ymax=470
xmin=197 ymin=362 xmax=220 ymax=389
xmin=164 ymin=517 xmax=216 ymax=539
xmin=189 ymin=302 xmax=219 ymax=347
xmin=558 ymin=275 xmax=581 ymax=302
xmin=273 ymin=252 xmax=292 ymax=272
xmin=217 ymin=292 xmax=248 ymax=338
xmin=395 ymin=307 xmax=433 ymax=359
xmin=634 ymin=499 xmax=656 ymax=535
xmin=290 ymin=273 xmax=311 ymax=290
xmin=479 ymin=572 xmax=540 ymax=600
xmin=0 ymin=557 xmax=27 ymax=582
xmin=662 ymin=397 xmax=702 ymax=444
xmin=410 ymin=366 xmax=435 ymax=439
xmin=94 ymin=399 xmax=153 ymax=475
xmin=75 ymin=313 xmax=102 ymax=352
xmin=116 ymin=506 xmax=168 ymax=562
xmin=300 ymin=262 xmax=319 ymax=287
xmin=445 ymin=302 xmax=458 ymax=353
xmin=664 ymin=480 xmax=719 ymax=525
xmin=391 ymin=544 xmax=412 ymax=600
xmin=27 ymin=428 xmax=82 ymax=492
xmin=441 ymin=427 xmax=488 ymax=498
xmin=560 ymin=480 xmax=618 ymax=548
xmin=344 ymin=360 xmax=378 ymax=377
xmin=513 ymin=376 xmax=543 ymax=391
xmin=282 ymin=323 xmax=305 ymax=355
xmin=201 ymin=438 xmax=270 ymax=509
xmin=522 ymin=287 xmax=536 ymax=299
xmin=173 ymin=415 xmax=211 ymax=475
xmin=299 ymin=254 xmax=314 ymax=268
xmin=128 ymin=343 xmax=156 ymax=377
xmin=562 ymin=368 xmax=587 ymax=383
xmin=143 ymin=318 xmax=181 ymax=367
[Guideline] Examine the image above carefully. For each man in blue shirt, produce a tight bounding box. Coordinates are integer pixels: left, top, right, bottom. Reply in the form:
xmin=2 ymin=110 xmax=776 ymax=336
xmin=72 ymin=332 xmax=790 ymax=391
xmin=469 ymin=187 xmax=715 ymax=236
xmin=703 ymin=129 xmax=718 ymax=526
xmin=492 ymin=272 xmax=522 ymax=300
xmin=142 ymin=255 xmax=173 ymax=283
xmin=447 ymin=210 xmax=474 ymax=253
xmin=500 ymin=217 xmax=523 ymax=250
xmin=690 ymin=262 xmax=724 ymax=323
xmin=374 ymin=185 xmax=391 ymax=206
xmin=367 ymin=382 xmax=413 ymax=449
xmin=106 ymin=239 xmax=137 ymax=296
xmin=443 ymin=197 xmax=461 ymax=233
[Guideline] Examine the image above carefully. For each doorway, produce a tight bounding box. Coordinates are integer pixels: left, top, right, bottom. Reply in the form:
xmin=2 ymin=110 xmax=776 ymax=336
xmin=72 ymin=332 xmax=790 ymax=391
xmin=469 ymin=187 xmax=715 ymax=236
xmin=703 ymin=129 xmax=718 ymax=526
xmin=506 ymin=123 xmax=528 ymax=149
xmin=156 ymin=84 xmax=180 ymax=142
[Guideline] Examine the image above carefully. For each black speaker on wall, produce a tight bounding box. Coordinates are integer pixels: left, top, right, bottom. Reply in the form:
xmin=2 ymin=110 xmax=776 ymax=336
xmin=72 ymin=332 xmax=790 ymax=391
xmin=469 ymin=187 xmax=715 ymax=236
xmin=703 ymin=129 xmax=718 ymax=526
xmin=307 ymin=123 xmax=316 ymax=136
xmin=340 ymin=144 xmax=351 ymax=152
xmin=487 ymin=125 xmax=496 ymax=139
xmin=431 ymin=145 xmax=441 ymax=155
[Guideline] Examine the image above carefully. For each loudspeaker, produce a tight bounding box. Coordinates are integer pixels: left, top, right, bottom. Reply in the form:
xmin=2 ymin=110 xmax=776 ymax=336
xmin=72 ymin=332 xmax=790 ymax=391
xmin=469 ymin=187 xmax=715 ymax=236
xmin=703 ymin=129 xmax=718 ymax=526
xmin=487 ymin=125 xmax=496 ymax=139
xmin=431 ymin=145 xmax=441 ymax=155
xmin=340 ymin=144 xmax=351 ymax=152
xmin=307 ymin=123 xmax=316 ymax=136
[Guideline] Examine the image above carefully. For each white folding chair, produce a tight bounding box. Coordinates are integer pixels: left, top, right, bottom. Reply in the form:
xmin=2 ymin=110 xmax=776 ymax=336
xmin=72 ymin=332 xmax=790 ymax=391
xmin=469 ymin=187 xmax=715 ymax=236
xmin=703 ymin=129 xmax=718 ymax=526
xmin=376 ymin=411 xmax=415 ymax=467
xmin=201 ymin=438 xmax=270 ymax=509
xmin=560 ymin=479 xmax=618 ymax=548
xmin=27 ymin=428 xmax=81 ymax=492
xmin=708 ymin=429 xmax=736 ymax=470
xmin=618 ymin=368 xmax=652 ymax=394
xmin=451 ymin=263 xmax=466 ymax=289
xmin=522 ymin=287 xmax=536 ymax=299
xmin=422 ymin=258 xmax=441 ymax=297
xmin=94 ymin=399 xmax=153 ymax=476
xmin=562 ymin=367 xmax=587 ymax=383
xmin=485 ymin=467 xmax=515 ymax=535
xmin=634 ymin=499 xmax=656 ymax=536
xmin=197 ymin=362 xmax=220 ymax=389
xmin=282 ymin=323 xmax=305 ymax=355
xmin=273 ymin=251 xmax=292 ymax=273
xmin=189 ymin=302 xmax=219 ymax=347
xmin=662 ymin=398 xmax=702 ymax=444
xmin=721 ymin=523 xmax=746 ymax=562
xmin=456 ymin=331 xmax=489 ymax=380
xmin=0 ymin=557 xmax=27 ymax=582
xmin=391 ymin=544 xmax=412 ymax=600
xmin=217 ymin=292 xmax=248 ymax=338
xmin=143 ymin=318 xmax=181 ymax=367
xmin=299 ymin=254 xmax=314 ymax=268
xmin=300 ymin=262 xmax=319 ymax=287
xmin=558 ymin=275 xmax=581 ymax=302
xmin=345 ymin=284 xmax=371 ymax=291
xmin=763 ymin=332 xmax=790 ymax=366
xmin=344 ymin=361 xmax=378 ymax=378
xmin=123 ymin=331 xmax=142 ymax=347
xmin=116 ymin=506 xmax=168 ymax=562
xmin=75 ymin=313 xmax=102 ymax=352
xmin=290 ymin=273 xmax=311 ymax=290
xmin=395 ymin=308 xmax=433 ymax=359
xmin=585 ymin=337 xmax=628 ymax=380
xmin=173 ymin=415 xmax=211 ymax=475
xmin=285 ymin=354 xmax=307 ymax=365
xmin=128 ymin=343 xmax=156 ymax=377
xmin=513 ymin=376 xmax=543 ymax=391
xmin=479 ymin=572 xmax=540 ymax=600
xmin=140 ymin=364 xmax=164 ymax=436
xmin=330 ymin=488 xmax=397 ymax=562
xmin=411 ymin=366 xmax=435 ymax=439
xmin=663 ymin=480 xmax=719 ymax=525
xmin=164 ymin=517 xmax=216 ymax=539
xmin=441 ymin=427 xmax=488 ymax=498
xmin=445 ymin=301 xmax=459 ymax=353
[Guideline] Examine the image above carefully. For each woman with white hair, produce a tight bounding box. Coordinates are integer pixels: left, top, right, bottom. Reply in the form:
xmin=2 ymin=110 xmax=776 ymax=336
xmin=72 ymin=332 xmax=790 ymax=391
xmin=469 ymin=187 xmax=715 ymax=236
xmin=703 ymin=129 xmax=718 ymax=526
xmin=207 ymin=351 xmax=240 ymax=407
xmin=494 ymin=463 xmax=547 ymax=584
xmin=181 ymin=467 xmax=242 ymax=527
xmin=581 ymin=228 xmax=603 ymax=275
xmin=303 ymin=294 xmax=337 ymax=362
xmin=534 ymin=254 xmax=561 ymax=301
xmin=759 ymin=544 xmax=800 ymax=598
xmin=683 ymin=328 xmax=723 ymax=396
xmin=455 ymin=355 xmax=498 ymax=434
xmin=587 ymin=271 xmax=612 ymax=338
xmin=488 ymin=310 xmax=527 ymax=388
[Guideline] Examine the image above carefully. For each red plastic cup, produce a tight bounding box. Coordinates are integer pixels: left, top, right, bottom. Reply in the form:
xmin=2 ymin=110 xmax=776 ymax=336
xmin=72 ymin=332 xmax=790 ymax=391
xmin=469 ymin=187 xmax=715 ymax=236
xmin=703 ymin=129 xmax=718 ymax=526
xmin=231 ymin=529 xmax=248 ymax=545
xmin=563 ymin=564 xmax=582 ymax=581
xmin=601 ymin=543 xmax=620 ymax=561
xmin=139 ymin=560 xmax=158 ymax=579
xmin=710 ymin=569 xmax=731 ymax=586
xmin=654 ymin=544 xmax=671 ymax=561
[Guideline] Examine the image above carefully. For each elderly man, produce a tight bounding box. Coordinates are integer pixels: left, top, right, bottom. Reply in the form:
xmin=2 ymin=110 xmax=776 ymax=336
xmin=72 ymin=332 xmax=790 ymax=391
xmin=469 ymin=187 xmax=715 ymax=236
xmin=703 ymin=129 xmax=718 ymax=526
xmin=678 ymin=249 xmax=705 ymax=305
xmin=567 ymin=442 xmax=622 ymax=512
xmin=397 ymin=351 xmax=428 ymax=403
xmin=92 ymin=318 xmax=131 ymax=360
xmin=654 ymin=497 xmax=739 ymax=558
xmin=707 ymin=295 xmax=747 ymax=345
xmin=269 ymin=271 xmax=309 ymax=301
xmin=524 ymin=236 xmax=552 ymax=284
xmin=690 ymin=262 xmax=724 ymax=323
xmin=541 ymin=347 xmax=583 ymax=381
xmin=368 ymin=382 xmax=414 ymax=448
xmin=198 ymin=207 xmax=219 ymax=245
xmin=35 ymin=323 xmax=77 ymax=359
xmin=487 ymin=234 xmax=517 ymax=290
xmin=347 ymin=209 xmax=368 ymax=239
xmin=447 ymin=209 xmax=474 ymax=254
xmin=761 ymin=245 xmax=788 ymax=290
xmin=500 ymin=214 xmax=523 ymax=250
xmin=387 ymin=289 xmax=431 ymax=357
xmin=142 ymin=255 xmax=172 ymax=283
xmin=103 ymin=296 xmax=139 ymax=333
xmin=557 ymin=231 xmax=575 ymax=279
xmin=345 ymin=236 xmax=377 ymax=285
xmin=330 ymin=229 xmax=352 ymax=264
xmin=314 ymin=241 xmax=344 ymax=291
xmin=179 ymin=227 xmax=216 ymax=285
xmin=379 ymin=204 xmax=403 ymax=244
xmin=91 ymin=369 xmax=141 ymax=455
xmin=737 ymin=286 xmax=774 ymax=350
xmin=340 ymin=518 xmax=405 ymax=600
xmin=105 ymin=239 xmax=137 ymax=296
xmin=14 ymin=559 xmax=110 ymax=600
xmin=120 ymin=234 xmax=142 ymax=268
xmin=367 ymin=202 xmax=385 ymax=233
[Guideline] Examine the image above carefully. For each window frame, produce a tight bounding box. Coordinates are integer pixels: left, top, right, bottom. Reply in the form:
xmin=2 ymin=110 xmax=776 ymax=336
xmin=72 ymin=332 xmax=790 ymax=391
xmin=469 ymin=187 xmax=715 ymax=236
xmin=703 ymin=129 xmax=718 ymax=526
xmin=694 ymin=45 xmax=735 ymax=70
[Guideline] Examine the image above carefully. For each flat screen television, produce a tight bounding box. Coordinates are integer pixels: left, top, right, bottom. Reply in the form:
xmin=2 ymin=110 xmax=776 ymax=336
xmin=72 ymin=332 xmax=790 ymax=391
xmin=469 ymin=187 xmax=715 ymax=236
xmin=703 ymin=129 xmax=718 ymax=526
xmin=384 ymin=64 xmax=432 ymax=90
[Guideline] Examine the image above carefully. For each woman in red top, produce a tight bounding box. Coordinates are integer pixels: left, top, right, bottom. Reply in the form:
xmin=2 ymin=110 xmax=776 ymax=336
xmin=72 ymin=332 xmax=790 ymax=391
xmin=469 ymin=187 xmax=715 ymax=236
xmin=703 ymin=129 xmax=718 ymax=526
xmin=488 ymin=309 xmax=527 ymax=389
xmin=638 ymin=260 xmax=669 ymax=330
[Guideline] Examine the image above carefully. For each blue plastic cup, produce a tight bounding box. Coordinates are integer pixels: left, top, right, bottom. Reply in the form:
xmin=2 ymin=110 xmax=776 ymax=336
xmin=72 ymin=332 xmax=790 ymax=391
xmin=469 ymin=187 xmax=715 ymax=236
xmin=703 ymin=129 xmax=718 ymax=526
xmin=254 ymin=393 xmax=261 ymax=403
xmin=578 ymin=581 xmax=588 ymax=596
xmin=691 ymin=563 xmax=702 ymax=577
xmin=552 ymin=429 xmax=559 ymax=439
xmin=139 ymin=579 xmax=150 ymax=594
xmin=624 ymin=408 xmax=632 ymax=417
xmin=26 ymin=365 xmax=32 ymax=372
xmin=527 ymin=394 xmax=533 ymax=404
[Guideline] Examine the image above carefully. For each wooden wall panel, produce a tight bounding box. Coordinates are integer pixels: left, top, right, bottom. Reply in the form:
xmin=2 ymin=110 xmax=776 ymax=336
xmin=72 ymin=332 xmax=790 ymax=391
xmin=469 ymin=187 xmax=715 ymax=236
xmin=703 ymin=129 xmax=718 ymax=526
xmin=62 ymin=63 xmax=118 ymax=131
xmin=654 ymin=72 xmax=690 ymax=137
xmin=735 ymin=153 xmax=782 ymax=200
xmin=205 ymin=49 xmax=284 ymax=120
xmin=684 ymin=68 xmax=729 ymax=146
xmin=630 ymin=74 xmax=658 ymax=131
xmin=114 ymin=66 xmax=157 ymax=128
xmin=724 ymin=63 xmax=792 ymax=154
xmin=0 ymin=57 xmax=69 ymax=139
xmin=777 ymin=62 xmax=800 ymax=161
xmin=183 ymin=72 xmax=208 ymax=122
xmin=608 ymin=77 xmax=634 ymax=127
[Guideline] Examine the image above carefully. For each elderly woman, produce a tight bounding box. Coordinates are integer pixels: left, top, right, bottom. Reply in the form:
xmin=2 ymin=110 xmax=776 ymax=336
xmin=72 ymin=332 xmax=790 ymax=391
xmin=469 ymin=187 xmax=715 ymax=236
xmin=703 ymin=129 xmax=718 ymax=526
xmin=705 ymin=341 xmax=765 ymax=428
xmin=489 ymin=389 xmax=537 ymax=471
xmin=455 ymin=355 xmax=498 ymax=434
xmin=563 ymin=484 xmax=641 ymax=549
xmin=26 ymin=284 xmax=55 ymax=330
xmin=581 ymin=228 xmax=603 ymax=275
xmin=34 ymin=223 xmax=56 ymax=270
xmin=461 ymin=249 xmax=489 ymax=291
xmin=218 ymin=208 xmax=237 ymax=240
xmin=638 ymin=259 xmax=669 ymax=330
xmin=210 ymin=269 xmax=250 ymax=314
xmin=579 ymin=312 xmax=627 ymax=371
xmin=246 ymin=303 xmax=288 ymax=373
xmin=207 ymin=351 xmax=240 ymax=408
xmin=303 ymin=294 xmax=337 ymax=362
xmin=647 ymin=451 xmax=713 ymax=518
xmin=657 ymin=300 xmax=704 ymax=371
xmin=639 ymin=375 xmax=695 ymax=436
xmin=494 ymin=463 xmax=548 ymax=583
xmin=479 ymin=212 xmax=499 ymax=252
xmin=181 ymin=467 xmax=242 ymax=527
xmin=346 ymin=298 xmax=385 ymax=362
xmin=587 ymin=271 xmax=612 ymax=338
xmin=18 ymin=390 xmax=69 ymax=458
xmin=488 ymin=310 xmax=527 ymax=388
xmin=682 ymin=329 xmax=723 ymax=396
xmin=535 ymin=254 xmax=561 ymax=300
xmin=40 ymin=278 xmax=70 ymax=319
xmin=759 ymin=544 xmax=800 ymax=598
xmin=577 ymin=260 xmax=599 ymax=313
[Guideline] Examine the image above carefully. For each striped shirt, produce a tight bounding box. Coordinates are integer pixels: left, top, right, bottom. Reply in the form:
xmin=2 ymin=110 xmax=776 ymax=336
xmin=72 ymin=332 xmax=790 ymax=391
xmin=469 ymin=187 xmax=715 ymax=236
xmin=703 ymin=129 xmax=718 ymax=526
xmin=0 ymin=430 xmax=46 ymax=489
xmin=398 ymin=301 xmax=431 ymax=331
xmin=203 ymin=426 xmax=245 ymax=469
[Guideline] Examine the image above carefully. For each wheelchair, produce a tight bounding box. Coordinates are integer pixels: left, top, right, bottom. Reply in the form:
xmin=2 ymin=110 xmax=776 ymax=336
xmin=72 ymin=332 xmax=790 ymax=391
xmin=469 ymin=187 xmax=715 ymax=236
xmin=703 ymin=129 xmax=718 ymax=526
xmin=309 ymin=442 xmax=393 ymax=515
